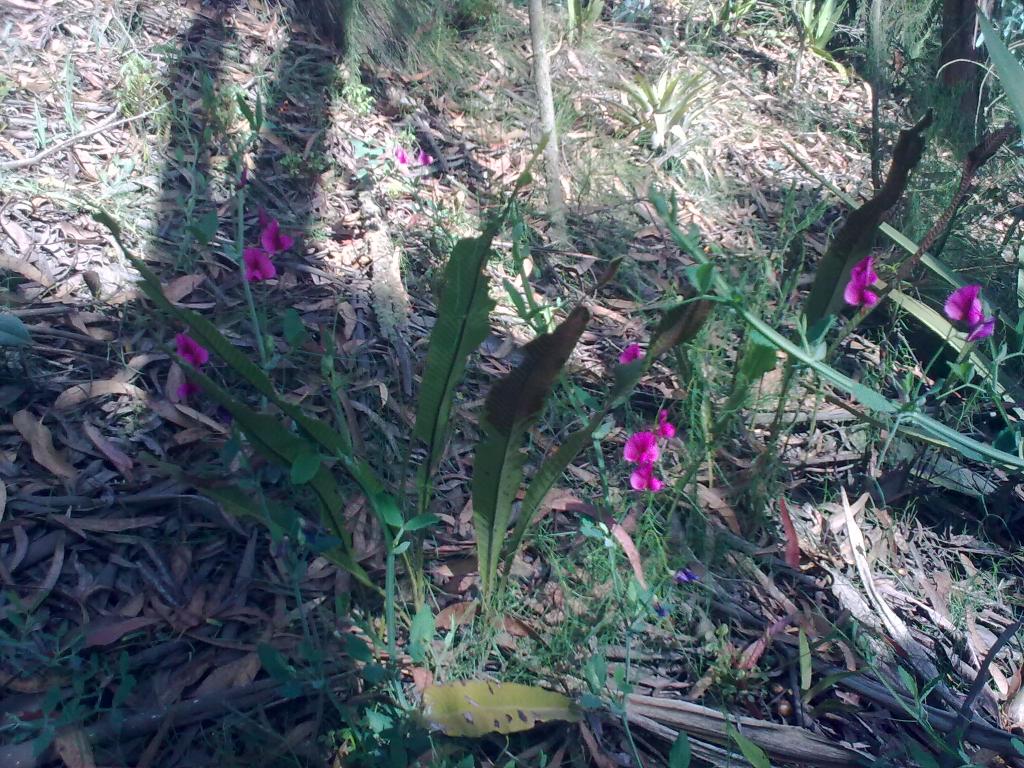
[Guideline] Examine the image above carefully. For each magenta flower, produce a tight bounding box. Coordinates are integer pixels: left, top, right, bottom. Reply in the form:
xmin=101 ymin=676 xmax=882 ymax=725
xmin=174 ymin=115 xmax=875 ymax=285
xmin=619 ymin=343 xmax=643 ymax=365
xmin=657 ymin=410 xmax=676 ymax=439
xmin=394 ymin=146 xmax=410 ymax=166
xmin=259 ymin=218 xmax=294 ymax=254
xmin=418 ymin=148 xmax=434 ymax=166
xmin=843 ymin=256 xmax=879 ymax=308
xmin=244 ymin=247 xmax=277 ymax=282
xmin=624 ymin=431 xmax=660 ymax=464
xmin=176 ymin=380 xmax=201 ymax=401
xmin=944 ymin=285 xmax=994 ymax=341
xmin=630 ymin=462 xmax=664 ymax=492
xmin=175 ymin=333 xmax=209 ymax=367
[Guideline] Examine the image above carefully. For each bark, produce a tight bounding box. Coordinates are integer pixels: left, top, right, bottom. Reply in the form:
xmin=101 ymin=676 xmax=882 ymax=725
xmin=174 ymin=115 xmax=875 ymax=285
xmin=939 ymin=0 xmax=981 ymax=121
xmin=527 ymin=0 xmax=568 ymax=241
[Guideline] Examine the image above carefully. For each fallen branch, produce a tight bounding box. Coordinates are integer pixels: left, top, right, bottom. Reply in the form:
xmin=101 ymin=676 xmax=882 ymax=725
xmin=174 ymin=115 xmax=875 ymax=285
xmin=0 ymin=108 xmax=160 ymax=172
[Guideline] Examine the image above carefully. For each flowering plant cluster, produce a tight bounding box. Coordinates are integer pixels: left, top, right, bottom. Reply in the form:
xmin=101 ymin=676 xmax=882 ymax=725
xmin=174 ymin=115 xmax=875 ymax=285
xmin=622 ymin=409 xmax=676 ymax=492
xmin=173 ymin=211 xmax=295 ymax=400
xmin=843 ymin=256 xmax=994 ymax=342
xmin=393 ymin=145 xmax=435 ymax=169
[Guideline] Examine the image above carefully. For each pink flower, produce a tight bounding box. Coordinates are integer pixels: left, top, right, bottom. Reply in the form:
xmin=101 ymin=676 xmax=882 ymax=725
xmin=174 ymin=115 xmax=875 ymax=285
xmin=175 ymin=333 xmax=209 ymax=367
xmin=968 ymin=317 xmax=995 ymax=342
xmin=657 ymin=410 xmax=676 ymax=439
xmin=624 ymin=431 xmax=660 ymax=464
xmin=176 ymin=380 xmax=201 ymax=401
xmin=418 ymin=148 xmax=434 ymax=166
xmin=258 ymin=207 xmax=272 ymax=229
xmin=630 ymin=462 xmax=664 ymax=492
xmin=260 ymin=218 xmax=294 ymax=254
xmin=843 ymin=256 xmax=879 ymax=308
xmin=394 ymin=146 xmax=410 ymax=166
xmin=944 ymin=284 xmax=994 ymax=340
xmin=244 ymin=247 xmax=277 ymax=282
xmin=619 ymin=343 xmax=643 ymax=364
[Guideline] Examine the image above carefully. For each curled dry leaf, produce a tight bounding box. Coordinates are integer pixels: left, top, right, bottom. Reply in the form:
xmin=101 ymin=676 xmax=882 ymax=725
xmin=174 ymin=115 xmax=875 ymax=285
xmin=13 ymin=410 xmax=78 ymax=481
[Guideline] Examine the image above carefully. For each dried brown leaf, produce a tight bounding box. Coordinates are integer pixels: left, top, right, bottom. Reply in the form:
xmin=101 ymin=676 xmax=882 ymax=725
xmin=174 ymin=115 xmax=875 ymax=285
xmin=54 ymin=380 xmax=146 ymax=410
xmin=82 ymin=422 xmax=133 ymax=479
xmin=13 ymin=410 xmax=77 ymax=481
xmin=83 ymin=616 xmax=159 ymax=647
xmin=162 ymin=274 xmax=205 ymax=303
xmin=54 ymin=726 xmax=96 ymax=768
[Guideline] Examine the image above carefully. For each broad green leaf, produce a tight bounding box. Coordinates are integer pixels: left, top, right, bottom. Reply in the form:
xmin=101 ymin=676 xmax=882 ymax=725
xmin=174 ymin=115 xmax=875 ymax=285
xmin=1012 ymin=737 xmax=1024 ymax=756
xmin=413 ymin=230 xmax=499 ymax=512
xmin=0 ymin=313 xmax=31 ymax=347
xmin=669 ymin=731 xmax=692 ymax=768
xmin=408 ymin=604 xmax=434 ymax=663
xmin=739 ymin=332 xmax=777 ymax=380
xmin=190 ymin=210 xmax=219 ymax=245
xmin=404 ymin=513 xmax=440 ymax=532
xmin=727 ymin=724 xmax=772 ymax=768
xmin=282 ymin=308 xmax=308 ymax=346
xmin=290 ymin=453 xmax=321 ymax=485
xmin=979 ymin=14 xmax=1024 ymax=129
xmin=420 ymin=681 xmax=580 ymax=737
xmin=475 ymin=308 xmax=589 ymax=596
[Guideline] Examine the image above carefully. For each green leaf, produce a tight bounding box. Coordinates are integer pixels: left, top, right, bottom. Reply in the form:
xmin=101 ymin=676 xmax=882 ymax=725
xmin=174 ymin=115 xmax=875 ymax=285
xmin=740 ymin=332 xmax=778 ymax=380
xmin=798 ymin=628 xmax=812 ymax=691
xmin=897 ymin=666 xmax=918 ymax=699
xmin=474 ymin=308 xmax=590 ymax=596
xmin=408 ymin=604 xmax=435 ymax=663
xmin=290 ymin=452 xmax=321 ymax=485
xmin=979 ymin=14 xmax=1024 ymax=130
xmin=184 ymin=367 xmax=373 ymax=589
xmin=727 ymin=724 xmax=772 ymax=768
xmin=282 ymin=309 xmax=308 ymax=346
xmin=404 ymin=513 xmax=440 ymax=532
xmin=392 ymin=540 xmax=411 ymax=555
xmin=669 ymin=731 xmax=692 ymax=768
xmin=906 ymin=739 xmax=940 ymax=768
xmin=420 ymin=681 xmax=580 ymax=737
xmin=189 ymin=209 xmax=219 ymax=245
xmin=0 ymin=313 xmax=31 ymax=347
xmin=1011 ymin=737 xmax=1024 ymax=756
xmin=413 ymin=230 xmax=500 ymax=509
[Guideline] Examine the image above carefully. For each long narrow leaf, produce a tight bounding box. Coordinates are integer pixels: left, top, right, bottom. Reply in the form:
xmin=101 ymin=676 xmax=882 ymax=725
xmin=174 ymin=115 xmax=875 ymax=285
xmin=979 ymin=14 xmax=1024 ymax=129
xmin=474 ymin=308 xmax=589 ymax=596
xmin=186 ymin=367 xmax=375 ymax=588
xmin=413 ymin=230 xmax=499 ymax=511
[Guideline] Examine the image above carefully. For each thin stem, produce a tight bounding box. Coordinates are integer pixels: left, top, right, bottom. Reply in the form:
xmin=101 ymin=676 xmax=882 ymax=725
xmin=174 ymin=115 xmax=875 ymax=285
xmin=236 ymin=188 xmax=270 ymax=372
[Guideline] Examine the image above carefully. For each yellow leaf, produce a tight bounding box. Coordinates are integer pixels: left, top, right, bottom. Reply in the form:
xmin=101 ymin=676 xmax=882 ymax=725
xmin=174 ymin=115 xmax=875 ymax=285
xmin=421 ymin=680 xmax=580 ymax=737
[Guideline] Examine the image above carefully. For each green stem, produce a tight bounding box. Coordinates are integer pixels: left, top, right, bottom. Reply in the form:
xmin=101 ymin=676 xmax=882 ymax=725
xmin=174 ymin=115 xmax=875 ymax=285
xmin=236 ymin=188 xmax=269 ymax=372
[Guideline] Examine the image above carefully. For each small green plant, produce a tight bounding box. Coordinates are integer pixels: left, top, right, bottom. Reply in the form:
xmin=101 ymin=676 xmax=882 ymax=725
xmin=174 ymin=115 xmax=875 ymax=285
xmin=117 ymin=53 xmax=162 ymax=117
xmin=616 ymin=68 xmax=717 ymax=151
xmin=341 ymin=74 xmax=375 ymax=116
xmin=708 ymin=0 xmax=758 ymax=35
xmin=566 ymin=0 xmax=604 ymax=41
xmin=795 ymin=0 xmax=846 ymax=65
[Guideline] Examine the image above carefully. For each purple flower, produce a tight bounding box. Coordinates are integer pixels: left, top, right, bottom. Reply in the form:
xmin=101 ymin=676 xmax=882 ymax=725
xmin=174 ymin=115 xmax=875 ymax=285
xmin=175 ymin=333 xmax=209 ymax=367
xmin=418 ymin=148 xmax=434 ymax=166
xmin=244 ymin=247 xmax=277 ymax=282
xmin=394 ymin=146 xmax=410 ymax=166
xmin=944 ymin=285 xmax=994 ymax=341
xmin=653 ymin=602 xmax=669 ymax=618
xmin=630 ymin=462 xmax=665 ymax=492
xmin=624 ymin=431 xmax=660 ymax=464
xmin=674 ymin=568 xmax=700 ymax=584
xmin=259 ymin=218 xmax=294 ymax=254
xmin=843 ymin=256 xmax=879 ymax=308
xmin=619 ymin=343 xmax=643 ymax=364
xmin=176 ymin=380 xmax=201 ymax=401
xmin=657 ymin=410 xmax=676 ymax=439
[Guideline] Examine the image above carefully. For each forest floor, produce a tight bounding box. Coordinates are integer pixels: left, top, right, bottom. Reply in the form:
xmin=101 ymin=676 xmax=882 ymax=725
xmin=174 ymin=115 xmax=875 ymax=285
xmin=1 ymin=1 xmax=1023 ymax=766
